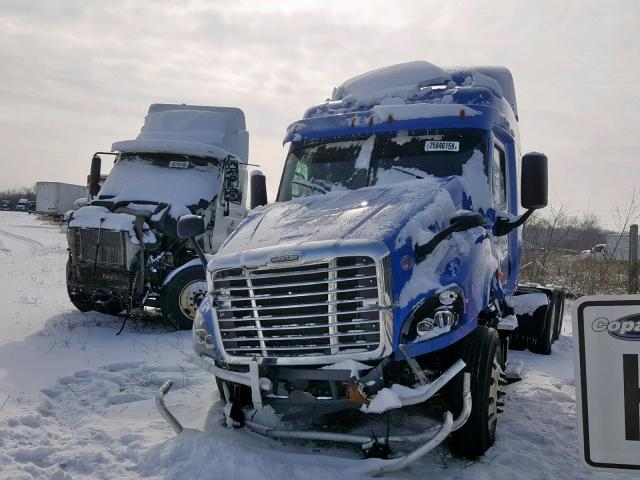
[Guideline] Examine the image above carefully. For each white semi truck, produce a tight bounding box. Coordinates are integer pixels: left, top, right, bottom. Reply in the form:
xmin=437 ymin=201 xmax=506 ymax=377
xmin=65 ymin=104 xmax=265 ymax=329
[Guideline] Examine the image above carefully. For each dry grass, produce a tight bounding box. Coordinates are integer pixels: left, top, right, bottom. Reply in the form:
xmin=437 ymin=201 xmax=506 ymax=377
xmin=520 ymin=250 xmax=631 ymax=297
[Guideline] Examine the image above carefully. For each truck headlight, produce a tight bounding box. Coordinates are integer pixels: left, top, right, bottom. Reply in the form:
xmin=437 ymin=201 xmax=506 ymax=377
xmin=403 ymin=287 xmax=464 ymax=342
xmin=192 ymin=296 xmax=215 ymax=357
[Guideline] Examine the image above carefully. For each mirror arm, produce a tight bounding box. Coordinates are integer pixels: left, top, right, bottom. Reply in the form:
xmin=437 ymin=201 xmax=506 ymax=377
xmin=190 ymin=238 xmax=208 ymax=270
xmin=415 ymin=225 xmax=457 ymax=263
xmin=495 ymin=209 xmax=534 ymax=236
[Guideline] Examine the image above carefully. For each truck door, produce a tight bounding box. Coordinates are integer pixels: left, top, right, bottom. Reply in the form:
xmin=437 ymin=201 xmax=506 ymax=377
xmin=208 ymin=158 xmax=247 ymax=252
xmin=491 ymin=138 xmax=513 ymax=291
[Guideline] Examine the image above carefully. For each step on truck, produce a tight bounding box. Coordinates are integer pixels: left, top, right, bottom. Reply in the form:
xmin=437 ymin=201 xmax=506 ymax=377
xmin=66 ymin=104 xmax=259 ymax=329
xmin=162 ymin=62 xmax=565 ymax=472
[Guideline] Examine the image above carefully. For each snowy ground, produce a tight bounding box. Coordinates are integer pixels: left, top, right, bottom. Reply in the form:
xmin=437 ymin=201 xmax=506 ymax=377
xmin=0 ymin=211 xmax=636 ymax=479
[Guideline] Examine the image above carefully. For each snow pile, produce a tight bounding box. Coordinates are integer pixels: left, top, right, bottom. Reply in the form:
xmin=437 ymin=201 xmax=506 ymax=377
xmin=98 ymin=157 xmax=220 ymax=219
xmin=508 ymin=293 xmax=549 ymax=315
xmin=69 ymin=205 xmax=156 ymax=244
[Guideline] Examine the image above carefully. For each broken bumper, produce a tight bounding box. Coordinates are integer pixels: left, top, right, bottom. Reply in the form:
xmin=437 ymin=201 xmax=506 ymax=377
xmin=157 ymin=357 xmax=471 ymax=476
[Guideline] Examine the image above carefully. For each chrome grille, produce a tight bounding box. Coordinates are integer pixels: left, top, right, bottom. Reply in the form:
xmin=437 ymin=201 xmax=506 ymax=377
xmin=212 ymin=256 xmax=382 ymax=358
xmin=72 ymin=228 xmax=126 ymax=268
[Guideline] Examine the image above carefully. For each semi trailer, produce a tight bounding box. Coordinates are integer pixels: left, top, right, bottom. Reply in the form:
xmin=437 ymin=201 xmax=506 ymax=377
xmin=65 ymin=104 xmax=259 ymax=329
xmin=161 ymin=62 xmax=565 ymax=471
xmin=35 ymin=181 xmax=88 ymax=217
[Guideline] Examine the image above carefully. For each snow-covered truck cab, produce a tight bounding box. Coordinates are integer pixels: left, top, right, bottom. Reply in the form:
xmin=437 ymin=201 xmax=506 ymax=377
xmin=176 ymin=62 xmax=560 ymax=470
xmin=66 ymin=104 xmax=249 ymax=329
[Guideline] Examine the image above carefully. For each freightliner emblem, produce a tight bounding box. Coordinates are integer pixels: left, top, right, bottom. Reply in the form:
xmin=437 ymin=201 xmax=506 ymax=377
xmin=270 ymin=254 xmax=301 ymax=264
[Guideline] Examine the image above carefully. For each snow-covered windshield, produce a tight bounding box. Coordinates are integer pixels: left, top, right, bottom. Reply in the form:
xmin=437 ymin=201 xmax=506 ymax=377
xmin=97 ymin=153 xmax=220 ymax=217
xmin=277 ymin=130 xmax=487 ymax=202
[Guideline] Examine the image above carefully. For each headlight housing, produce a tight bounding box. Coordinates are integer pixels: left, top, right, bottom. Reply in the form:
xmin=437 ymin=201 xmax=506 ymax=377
xmin=402 ymin=287 xmax=464 ymax=342
xmin=192 ymin=295 xmax=215 ymax=358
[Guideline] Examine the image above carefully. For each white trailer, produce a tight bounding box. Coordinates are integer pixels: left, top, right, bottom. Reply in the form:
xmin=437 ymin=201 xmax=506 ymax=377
xmin=36 ymin=182 xmax=88 ymax=216
xmin=605 ymin=232 xmax=640 ymax=261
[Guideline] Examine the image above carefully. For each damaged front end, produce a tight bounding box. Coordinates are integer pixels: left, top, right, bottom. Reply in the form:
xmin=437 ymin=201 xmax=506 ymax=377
xmin=66 ymin=206 xmax=157 ymax=314
xmin=157 ymin=240 xmax=473 ymax=475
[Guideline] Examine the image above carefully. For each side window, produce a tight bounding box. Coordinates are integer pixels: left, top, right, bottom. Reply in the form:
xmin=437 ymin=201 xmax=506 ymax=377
xmin=492 ymin=145 xmax=507 ymax=210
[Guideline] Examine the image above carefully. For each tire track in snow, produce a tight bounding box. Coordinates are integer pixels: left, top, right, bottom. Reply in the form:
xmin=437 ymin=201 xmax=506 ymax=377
xmin=0 ymin=227 xmax=45 ymax=250
xmin=0 ymin=236 xmax=9 ymax=253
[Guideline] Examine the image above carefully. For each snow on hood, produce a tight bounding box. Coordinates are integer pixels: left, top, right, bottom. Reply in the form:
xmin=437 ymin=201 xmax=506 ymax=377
xmin=97 ymin=158 xmax=220 ymax=219
xmin=69 ymin=206 xmax=156 ymax=244
xmin=219 ymin=176 xmax=455 ymax=256
xmin=218 ymin=155 xmax=496 ymax=310
xmin=220 ymin=147 xmax=490 ymax=258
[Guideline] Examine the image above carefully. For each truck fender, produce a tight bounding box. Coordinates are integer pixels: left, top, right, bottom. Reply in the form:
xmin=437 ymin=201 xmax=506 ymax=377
xmin=162 ymin=257 xmax=209 ymax=287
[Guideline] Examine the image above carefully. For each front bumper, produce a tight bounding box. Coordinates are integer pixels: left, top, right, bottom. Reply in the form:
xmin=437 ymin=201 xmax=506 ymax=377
xmin=157 ymin=357 xmax=471 ymax=476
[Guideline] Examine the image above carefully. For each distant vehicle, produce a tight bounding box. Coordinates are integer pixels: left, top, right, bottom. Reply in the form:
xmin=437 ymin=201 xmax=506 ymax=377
xmin=26 ymin=200 xmax=36 ymax=213
xmin=580 ymin=234 xmax=640 ymax=261
xmin=15 ymin=198 xmax=29 ymax=211
xmin=0 ymin=200 xmax=11 ymax=211
xmin=36 ymin=182 xmax=88 ymax=217
xmin=579 ymin=243 xmax=607 ymax=260
xmin=605 ymin=233 xmax=640 ymax=261
xmin=66 ymin=104 xmax=256 ymax=330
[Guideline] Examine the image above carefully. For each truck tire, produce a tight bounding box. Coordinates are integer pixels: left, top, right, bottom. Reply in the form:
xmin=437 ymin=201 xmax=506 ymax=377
xmin=530 ymin=294 xmax=557 ymax=355
xmin=161 ymin=265 xmax=207 ymax=330
xmin=447 ymin=325 xmax=503 ymax=457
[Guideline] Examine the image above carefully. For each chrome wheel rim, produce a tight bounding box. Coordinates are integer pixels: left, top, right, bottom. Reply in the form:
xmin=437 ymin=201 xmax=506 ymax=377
xmin=178 ymin=280 xmax=208 ymax=319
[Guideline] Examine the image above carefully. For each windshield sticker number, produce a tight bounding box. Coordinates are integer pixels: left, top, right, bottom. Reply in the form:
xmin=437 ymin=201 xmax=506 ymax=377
xmin=425 ymin=141 xmax=460 ymax=152
xmin=169 ymin=161 xmax=190 ymax=169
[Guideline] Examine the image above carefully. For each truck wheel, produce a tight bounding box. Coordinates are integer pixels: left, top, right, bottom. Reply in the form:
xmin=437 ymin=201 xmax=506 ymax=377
xmin=447 ymin=325 xmax=503 ymax=457
xmin=67 ymin=289 xmax=93 ymax=313
xmin=161 ymin=265 xmax=207 ymax=330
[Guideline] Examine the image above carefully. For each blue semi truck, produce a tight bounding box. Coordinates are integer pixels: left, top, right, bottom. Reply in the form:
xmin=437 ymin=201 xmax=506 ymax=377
xmin=160 ymin=61 xmax=565 ymax=472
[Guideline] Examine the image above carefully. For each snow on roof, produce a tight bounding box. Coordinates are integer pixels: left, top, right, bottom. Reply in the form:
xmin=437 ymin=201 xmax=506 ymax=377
xmin=331 ymin=61 xmax=452 ymax=106
xmin=302 ymin=61 xmax=518 ymax=121
xmin=112 ymin=105 xmax=249 ymax=161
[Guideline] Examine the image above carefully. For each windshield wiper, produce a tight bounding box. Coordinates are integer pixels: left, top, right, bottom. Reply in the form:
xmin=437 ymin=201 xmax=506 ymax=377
xmin=391 ymin=166 xmax=425 ymax=179
xmin=292 ymin=180 xmax=328 ymax=194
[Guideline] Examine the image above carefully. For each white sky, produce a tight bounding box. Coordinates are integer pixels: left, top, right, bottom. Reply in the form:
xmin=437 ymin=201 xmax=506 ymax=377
xmin=0 ymin=0 xmax=638 ymax=228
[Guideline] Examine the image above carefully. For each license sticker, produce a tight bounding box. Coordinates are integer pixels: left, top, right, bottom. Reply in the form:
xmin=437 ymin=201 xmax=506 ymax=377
xmin=169 ymin=161 xmax=190 ymax=169
xmin=425 ymin=141 xmax=460 ymax=152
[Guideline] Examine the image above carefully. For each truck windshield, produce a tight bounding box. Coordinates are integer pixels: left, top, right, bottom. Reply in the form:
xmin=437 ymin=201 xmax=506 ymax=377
xmin=97 ymin=152 xmax=221 ymax=210
xmin=277 ymin=131 xmax=486 ymax=201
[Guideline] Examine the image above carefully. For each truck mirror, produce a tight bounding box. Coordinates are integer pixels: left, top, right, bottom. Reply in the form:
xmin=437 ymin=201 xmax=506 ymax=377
xmin=521 ymin=152 xmax=548 ymax=210
xmin=250 ymin=171 xmax=268 ymax=209
xmin=177 ymin=215 xmax=205 ymax=239
xmin=89 ymin=154 xmax=102 ymax=197
xmin=450 ymin=211 xmax=485 ymax=231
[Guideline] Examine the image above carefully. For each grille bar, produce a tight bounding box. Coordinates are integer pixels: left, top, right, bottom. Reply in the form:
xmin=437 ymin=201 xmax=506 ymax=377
xmin=217 ymin=307 xmax=385 ymax=322
xmin=225 ymin=342 xmax=379 ymax=353
xmin=230 ymin=331 xmax=379 ymax=342
xmin=213 ymin=274 xmax=377 ymax=291
xmin=216 ymin=286 xmax=377 ymax=302
xmin=217 ymin=298 xmax=372 ymax=312
xmin=215 ymin=263 xmax=374 ymax=281
xmin=219 ymin=319 xmax=380 ymax=333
